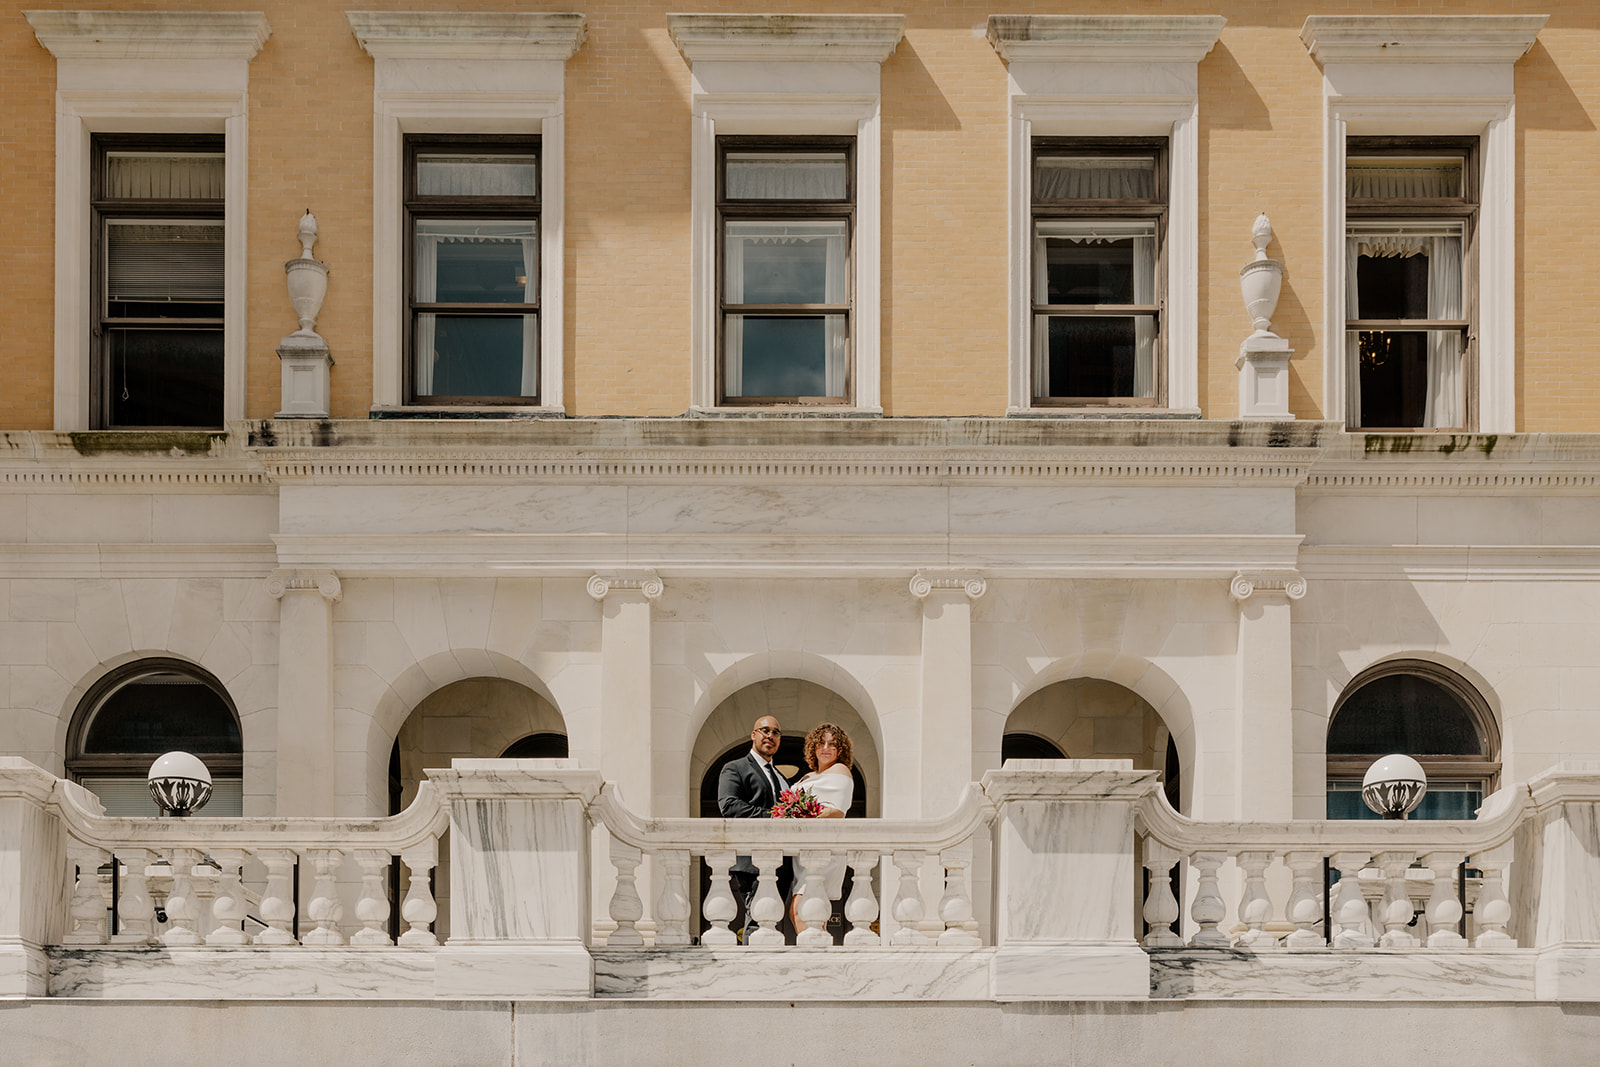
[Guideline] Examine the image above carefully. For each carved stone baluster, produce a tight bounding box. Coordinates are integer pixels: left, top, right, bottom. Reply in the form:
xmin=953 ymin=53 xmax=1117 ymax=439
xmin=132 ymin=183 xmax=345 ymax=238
xmin=1141 ymin=841 xmax=1182 ymax=948
xmin=653 ymin=849 xmax=691 ymax=947
xmin=398 ymin=842 xmax=438 ymax=947
xmin=64 ymin=844 xmax=109 ymax=945
xmin=1473 ymin=845 xmax=1515 ymax=948
xmin=890 ymin=849 xmax=926 ymax=946
xmin=160 ymin=848 xmax=204 ymax=946
xmin=1374 ymin=851 xmax=1420 ymax=948
xmin=1234 ymin=851 xmax=1279 ymax=950
xmin=206 ymin=849 xmax=249 ymax=945
xmin=796 ymin=849 xmax=834 ymax=948
xmin=111 ymin=849 xmax=155 ymax=945
xmin=301 ymin=849 xmax=347 ymax=945
xmin=1283 ymin=852 xmax=1326 ymax=950
xmin=1188 ymin=851 xmax=1230 ymax=948
xmin=192 ymin=860 xmax=218 ymax=942
xmin=938 ymin=845 xmax=980 ymax=947
xmin=1330 ymin=851 xmax=1375 ymax=949
xmin=843 ymin=851 xmax=880 ymax=946
xmin=747 ymin=849 xmax=786 ymax=946
xmin=1421 ymin=851 xmax=1467 ymax=948
xmin=254 ymin=849 xmax=299 ymax=945
xmin=701 ymin=850 xmax=739 ymax=948
xmin=351 ymin=849 xmax=394 ymax=947
xmin=607 ymin=838 xmax=645 ymax=948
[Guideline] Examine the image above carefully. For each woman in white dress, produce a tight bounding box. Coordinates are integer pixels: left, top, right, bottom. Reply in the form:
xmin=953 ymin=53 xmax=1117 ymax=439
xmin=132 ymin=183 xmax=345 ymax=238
xmin=790 ymin=722 xmax=855 ymax=933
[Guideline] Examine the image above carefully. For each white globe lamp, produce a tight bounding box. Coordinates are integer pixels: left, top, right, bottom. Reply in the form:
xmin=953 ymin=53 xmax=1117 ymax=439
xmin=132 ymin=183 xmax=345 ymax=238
xmin=1361 ymin=754 xmax=1427 ymax=820
xmin=147 ymin=751 xmax=214 ymax=817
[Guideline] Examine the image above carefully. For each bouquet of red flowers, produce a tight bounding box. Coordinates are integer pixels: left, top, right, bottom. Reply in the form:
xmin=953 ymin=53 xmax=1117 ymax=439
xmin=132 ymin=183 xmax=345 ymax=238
xmin=771 ymin=787 xmax=823 ymax=819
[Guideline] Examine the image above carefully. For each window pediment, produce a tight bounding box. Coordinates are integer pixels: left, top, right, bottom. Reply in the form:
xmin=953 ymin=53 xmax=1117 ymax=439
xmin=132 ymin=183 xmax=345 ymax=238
xmin=26 ymin=10 xmax=270 ymax=60
xmin=1300 ymin=16 xmax=1546 ymax=67
xmin=347 ymin=11 xmax=587 ymax=63
xmin=986 ymin=15 xmax=1225 ymax=66
xmin=667 ymin=14 xmax=904 ymax=66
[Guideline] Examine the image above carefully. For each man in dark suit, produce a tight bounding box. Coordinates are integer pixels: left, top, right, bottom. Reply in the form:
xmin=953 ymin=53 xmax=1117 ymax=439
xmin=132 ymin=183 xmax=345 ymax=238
xmin=717 ymin=715 xmax=789 ymax=940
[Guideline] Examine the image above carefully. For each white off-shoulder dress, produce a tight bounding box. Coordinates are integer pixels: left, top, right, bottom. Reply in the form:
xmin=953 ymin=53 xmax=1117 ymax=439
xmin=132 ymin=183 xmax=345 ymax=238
xmin=795 ymin=771 xmax=855 ymax=899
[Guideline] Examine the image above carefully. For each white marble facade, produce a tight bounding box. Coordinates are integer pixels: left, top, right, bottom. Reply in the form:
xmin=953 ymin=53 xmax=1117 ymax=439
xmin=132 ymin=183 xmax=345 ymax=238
xmin=5 ymin=420 xmax=1600 ymax=946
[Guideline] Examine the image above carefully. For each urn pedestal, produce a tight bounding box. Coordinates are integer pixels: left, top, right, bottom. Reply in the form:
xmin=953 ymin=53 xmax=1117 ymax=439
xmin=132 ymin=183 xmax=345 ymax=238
xmin=277 ymin=212 xmax=334 ymax=418
xmin=1236 ymin=214 xmax=1293 ymax=420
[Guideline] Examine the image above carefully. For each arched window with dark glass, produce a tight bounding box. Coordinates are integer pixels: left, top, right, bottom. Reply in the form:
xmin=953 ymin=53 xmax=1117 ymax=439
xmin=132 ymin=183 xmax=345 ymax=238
xmin=66 ymin=659 xmax=243 ymax=816
xmin=499 ymin=732 xmax=569 ymax=759
xmin=1326 ymin=661 xmax=1499 ymax=820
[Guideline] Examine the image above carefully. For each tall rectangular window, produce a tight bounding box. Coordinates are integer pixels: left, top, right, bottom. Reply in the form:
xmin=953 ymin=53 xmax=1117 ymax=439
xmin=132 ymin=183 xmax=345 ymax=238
xmin=93 ymin=135 xmax=224 ymax=428
xmin=1031 ymin=140 xmax=1165 ymax=406
xmin=406 ymin=136 xmax=540 ymax=405
xmin=718 ymin=137 xmax=853 ymax=405
xmin=1345 ymin=138 xmax=1476 ymax=430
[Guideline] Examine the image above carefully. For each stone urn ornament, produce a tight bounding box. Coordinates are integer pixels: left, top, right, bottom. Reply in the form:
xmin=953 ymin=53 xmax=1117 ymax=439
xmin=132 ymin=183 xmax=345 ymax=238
xmin=1234 ymin=213 xmax=1294 ymax=420
xmin=276 ymin=210 xmax=334 ymax=418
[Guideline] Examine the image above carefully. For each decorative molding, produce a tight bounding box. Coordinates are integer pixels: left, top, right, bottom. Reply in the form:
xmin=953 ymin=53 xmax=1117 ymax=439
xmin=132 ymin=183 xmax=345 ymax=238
xmin=0 ymin=544 xmax=277 ymax=580
xmin=986 ymin=15 xmax=1225 ymax=64
xmin=667 ymin=14 xmax=905 ymax=65
xmin=1299 ymin=16 xmax=1546 ymax=66
xmin=1229 ymin=571 xmax=1307 ymax=602
xmin=909 ymin=572 xmax=987 ymax=600
xmin=266 ymin=569 xmax=342 ymax=602
xmin=586 ymin=572 xmax=664 ymax=602
xmin=26 ymin=10 xmax=271 ymax=60
xmin=347 ymin=12 xmax=586 ymax=62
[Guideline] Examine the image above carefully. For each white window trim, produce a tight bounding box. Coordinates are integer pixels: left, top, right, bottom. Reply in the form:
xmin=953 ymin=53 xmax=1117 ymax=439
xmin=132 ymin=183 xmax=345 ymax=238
xmin=1301 ymin=16 xmax=1546 ymax=434
xmin=669 ymin=14 xmax=904 ymax=413
xmin=349 ymin=12 xmax=586 ymax=414
xmin=988 ymin=16 xmax=1224 ymax=416
xmin=27 ymin=11 xmax=269 ymax=432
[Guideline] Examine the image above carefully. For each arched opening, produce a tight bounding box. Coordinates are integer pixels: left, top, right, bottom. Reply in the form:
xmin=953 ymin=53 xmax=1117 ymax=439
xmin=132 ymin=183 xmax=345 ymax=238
xmin=692 ymin=678 xmax=879 ymax=944
xmin=67 ymin=658 xmax=242 ymax=816
xmin=1004 ymin=677 xmax=1181 ymax=811
xmin=390 ymin=677 xmax=567 ymax=940
xmin=1327 ymin=660 xmax=1500 ymax=820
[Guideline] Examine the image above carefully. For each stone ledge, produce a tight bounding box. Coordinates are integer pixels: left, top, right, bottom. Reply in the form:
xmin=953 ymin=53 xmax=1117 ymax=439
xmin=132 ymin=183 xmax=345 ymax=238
xmin=48 ymin=946 xmax=437 ymax=999
xmin=1149 ymin=947 xmax=1537 ymax=1001
xmin=593 ymin=946 xmax=992 ymax=1000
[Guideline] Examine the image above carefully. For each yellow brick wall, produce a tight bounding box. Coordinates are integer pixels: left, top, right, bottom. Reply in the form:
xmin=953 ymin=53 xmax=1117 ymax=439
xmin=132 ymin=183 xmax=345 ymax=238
xmin=3 ymin=1 xmax=1600 ymax=427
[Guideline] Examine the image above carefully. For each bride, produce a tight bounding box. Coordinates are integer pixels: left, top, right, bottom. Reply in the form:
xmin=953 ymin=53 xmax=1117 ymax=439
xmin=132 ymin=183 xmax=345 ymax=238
xmin=790 ymin=722 xmax=855 ymax=933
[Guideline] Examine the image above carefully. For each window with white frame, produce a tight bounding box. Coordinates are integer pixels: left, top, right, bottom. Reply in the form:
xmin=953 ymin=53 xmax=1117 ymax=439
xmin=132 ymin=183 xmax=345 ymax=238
xmin=1344 ymin=139 xmax=1475 ymax=430
xmin=405 ymin=136 xmax=541 ymax=405
xmin=668 ymin=13 xmax=903 ymax=413
xmin=1031 ymin=140 xmax=1166 ymax=406
xmin=718 ymin=137 xmax=854 ymax=404
xmin=92 ymin=135 xmax=227 ymax=428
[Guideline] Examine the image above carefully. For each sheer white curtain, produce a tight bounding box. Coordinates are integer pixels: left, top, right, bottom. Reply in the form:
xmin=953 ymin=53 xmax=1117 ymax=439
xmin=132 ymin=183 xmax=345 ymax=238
xmin=725 ymin=157 xmax=845 ymax=200
xmin=823 ymin=228 xmax=848 ymax=396
xmin=520 ymin=235 xmax=539 ymax=396
xmin=724 ymin=235 xmax=745 ymax=396
xmin=414 ymin=235 xmax=439 ymax=395
xmin=1132 ymin=235 xmax=1156 ymax=398
xmin=1345 ymin=239 xmax=1363 ymax=428
xmin=1033 ymin=158 xmax=1154 ymax=200
xmin=1424 ymin=234 xmax=1463 ymax=428
xmin=1031 ymin=229 xmax=1053 ymax=396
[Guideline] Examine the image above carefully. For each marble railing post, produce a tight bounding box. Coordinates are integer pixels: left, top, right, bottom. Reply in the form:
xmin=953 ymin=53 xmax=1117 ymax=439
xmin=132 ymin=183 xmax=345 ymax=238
xmin=0 ymin=760 xmax=70 ymax=996
xmin=983 ymin=760 xmax=1160 ymax=1000
xmin=1519 ymin=766 xmax=1600 ymax=999
xmin=430 ymin=761 xmax=602 ymax=998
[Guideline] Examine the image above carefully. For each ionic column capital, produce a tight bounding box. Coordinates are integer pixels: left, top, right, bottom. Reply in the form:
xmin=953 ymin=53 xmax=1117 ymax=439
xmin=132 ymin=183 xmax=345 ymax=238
xmin=587 ymin=570 xmax=663 ymax=602
xmin=909 ymin=570 xmax=986 ymax=601
xmin=1229 ymin=569 xmax=1305 ymax=602
xmin=266 ymin=568 xmax=342 ymax=602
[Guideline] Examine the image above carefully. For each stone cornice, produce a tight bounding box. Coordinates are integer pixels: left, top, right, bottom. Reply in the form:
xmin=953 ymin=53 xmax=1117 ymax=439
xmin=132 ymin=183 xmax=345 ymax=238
xmin=1299 ymin=16 xmax=1546 ymax=67
xmin=25 ymin=10 xmax=271 ymax=60
xmin=347 ymin=12 xmax=587 ymax=62
xmin=986 ymin=15 xmax=1225 ymax=65
xmin=667 ymin=14 xmax=905 ymax=66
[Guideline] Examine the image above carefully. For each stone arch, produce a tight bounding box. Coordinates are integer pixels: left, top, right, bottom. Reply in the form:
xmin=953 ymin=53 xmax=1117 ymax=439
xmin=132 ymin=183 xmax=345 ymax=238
xmin=988 ymin=651 xmax=1197 ymax=811
xmin=393 ymin=675 xmax=569 ymax=809
xmin=684 ymin=650 xmax=882 ymax=767
xmin=690 ymin=677 xmax=883 ymax=818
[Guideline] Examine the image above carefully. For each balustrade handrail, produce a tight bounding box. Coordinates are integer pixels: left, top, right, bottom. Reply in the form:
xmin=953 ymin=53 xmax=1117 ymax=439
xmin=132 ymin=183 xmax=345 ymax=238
xmin=1134 ymin=780 xmax=1531 ymax=855
xmin=588 ymin=781 xmax=994 ymax=853
xmin=51 ymin=779 xmax=449 ymax=854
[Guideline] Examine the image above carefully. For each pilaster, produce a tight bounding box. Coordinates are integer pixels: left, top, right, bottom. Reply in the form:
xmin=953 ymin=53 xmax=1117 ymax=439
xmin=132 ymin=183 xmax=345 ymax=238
xmin=1229 ymin=570 xmax=1303 ymax=820
xmin=267 ymin=569 xmax=341 ymax=815
xmin=911 ymin=571 xmax=985 ymax=818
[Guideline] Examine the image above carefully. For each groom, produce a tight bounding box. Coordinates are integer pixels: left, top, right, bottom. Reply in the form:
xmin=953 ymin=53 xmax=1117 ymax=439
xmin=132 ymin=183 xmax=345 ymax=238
xmin=717 ymin=715 xmax=790 ymax=940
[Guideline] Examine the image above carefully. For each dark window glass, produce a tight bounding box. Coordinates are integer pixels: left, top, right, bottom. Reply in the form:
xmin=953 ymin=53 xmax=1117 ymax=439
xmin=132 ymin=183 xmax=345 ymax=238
xmin=500 ymin=733 xmax=569 ymax=759
xmin=1327 ymin=674 xmax=1484 ymax=756
xmin=1001 ymin=733 xmax=1067 ymax=762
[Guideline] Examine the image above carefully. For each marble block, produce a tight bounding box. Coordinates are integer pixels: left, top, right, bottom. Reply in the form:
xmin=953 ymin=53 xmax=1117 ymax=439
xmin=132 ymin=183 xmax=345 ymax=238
xmin=435 ymin=942 xmax=593 ymax=999
xmin=592 ymin=947 xmax=992 ymax=1001
xmin=1149 ymin=948 xmax=1537 ymax=1001
xmin=1536 ymin=945 xmax=1600 ymax=1002
xmin=49 ymin=947 xmax=437 ymax=999
xmin=991 ymin=943 xmax=1150 ymax=1001
xmin=0 ymin=943 xmax=48 ymax=998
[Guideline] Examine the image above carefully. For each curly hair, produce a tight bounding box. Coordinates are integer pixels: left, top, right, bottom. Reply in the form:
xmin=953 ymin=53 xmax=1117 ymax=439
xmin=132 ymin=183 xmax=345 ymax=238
xmin=803 ymin=722 xmax=853 ymax=771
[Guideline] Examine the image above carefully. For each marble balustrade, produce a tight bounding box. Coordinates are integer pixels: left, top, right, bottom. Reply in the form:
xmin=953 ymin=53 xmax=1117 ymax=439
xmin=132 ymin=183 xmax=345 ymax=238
xmin=1135 ymin=783 xmax=1526 ymax=951
xmin=53 ymin=777 xmax=448 ymax=950
xmin=589 ymin=782 xmax=990 ymax=948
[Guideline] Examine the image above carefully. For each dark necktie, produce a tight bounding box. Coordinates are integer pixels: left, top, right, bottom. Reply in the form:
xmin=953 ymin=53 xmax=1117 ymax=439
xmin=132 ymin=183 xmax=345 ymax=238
xmin=764 ymin=762 xmax=784 ymax=802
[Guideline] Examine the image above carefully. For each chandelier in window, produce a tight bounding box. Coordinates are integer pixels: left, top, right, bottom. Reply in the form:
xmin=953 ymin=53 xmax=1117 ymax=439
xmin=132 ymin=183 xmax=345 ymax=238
xmin=1358 ymin=330 xmax=1395 ymax=367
